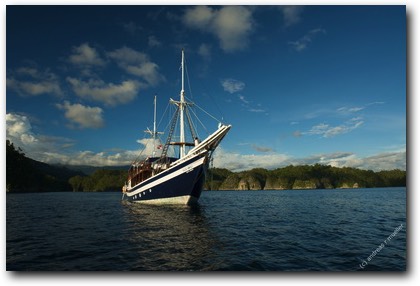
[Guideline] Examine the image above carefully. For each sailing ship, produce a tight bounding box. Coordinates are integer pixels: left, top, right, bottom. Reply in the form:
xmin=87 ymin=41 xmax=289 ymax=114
xmin=122 ymin=50 xmax=231 ymax=204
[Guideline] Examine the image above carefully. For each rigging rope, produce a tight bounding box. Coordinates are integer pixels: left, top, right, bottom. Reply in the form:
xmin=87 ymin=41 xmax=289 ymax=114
xmin=188 ymin=106 xmax=209 ymax=135
xmin=193 ymin=100 xmax=222 ymax=124
xmin=185 ymin=56 xmax=194 ymax=100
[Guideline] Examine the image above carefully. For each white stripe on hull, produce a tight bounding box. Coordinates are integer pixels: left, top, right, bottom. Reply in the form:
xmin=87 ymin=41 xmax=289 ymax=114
xmin=125 ymin=153 xmax=207 ymax=197
xmin=131 ymin=195 xmax=197 ymax=205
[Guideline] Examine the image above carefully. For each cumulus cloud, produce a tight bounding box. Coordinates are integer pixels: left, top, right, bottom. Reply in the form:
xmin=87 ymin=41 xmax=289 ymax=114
xmin=68 ymin=43 xmax=106 ymax=66
xmin=66 ymin=77 xmax=140 ymax=106
xmin=107 ymin=46 xmax=164 ymax=86
xmin=6 ymin=112 xmax=76 ymax=158
xmin=213 ymin=147 xmax=406 ymax=172
xmin=5 ymin=112 xmax=137 ymax=166
xmin=39 ymin=150 xmax=137 ymax=167
xmin=293 ymin=152 xmax=354 ymax=166
xmin=56 ymin=101 xmax=104 ymax=129
xmin=302 ymin=151 xmax=407 ymax=171
xmin=6 ymin=113 xmax=37 ymax=145
xmin=5 ymin=115 xmax=161 ymax=167
xmin=183 ymin=6 xmax=254 ymax=52
xmin=8 ymin=79 xmax=62 ymax=96
xmin=288 ymin=28 xmax=326 ymax=52
xmin=183 ymin=5 xmax=214 ymax=29
xmin=213 ymin=147 xmax=290 ymax=171
xmin=221 ymin=78 xmax=245 ymax=94
xmin=6 ymin=112 xmax=405 ymax=170
xmin=7 ymin=67 xmax=63 ymax=97
xmin=38 ymin=138 xmax=168 ymax=167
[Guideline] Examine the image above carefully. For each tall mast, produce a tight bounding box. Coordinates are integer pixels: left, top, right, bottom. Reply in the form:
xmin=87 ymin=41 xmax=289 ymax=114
xmin=179 ymin=49 xmax=186 ymax=158
xmin=152 ymin=95 xmax=157 ymax=156
xmin=145 ymin=95 xmax=164 ymax=156
xmin=153 ymin=95 xmax=157 ymax=140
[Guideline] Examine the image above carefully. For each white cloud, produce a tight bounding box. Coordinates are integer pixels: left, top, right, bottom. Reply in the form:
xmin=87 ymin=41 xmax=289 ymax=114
xmin=6 ymin=112 xmax=135 ymax=166
xmin=17 ymin=67 xmax=43 ymax=78
xmin=280 ymin=6 xmax=304 ymax=27
xmin=136 ymin=138 xmax=166 ymax=158
xmin=213 ymin=6 xmax=254 ymax=52
xmin=213 ymin=147 xmax=290 ymax=171
xmin=305 ymin=118 xmax=364 ymax=138
xmin=293 ymin=152 xmax=354 ymax=166
xmin=183 ymin=6 xmax=214 ymax=29
xmin=69 ymin=43 xmax=106 ymax=66
xmin=183 ymin=6 xmax=254 ymax=52
xmin=6 ymin=113 xmax=76 ymax=158
xmin=6 ymin=112 xmax=405 ymax=171
xmin=311 ymin=151 xmax=406 ymax=171
xmin=37 ymin=138 xmax=168 ymax=167
xmin=6 ymin=113 xmax=37 ymax=145
xmin=7 ymin=67 xmax=63 ymax=97
xmin=56 ymin=101 xmax=104 ymax=129
xmin=221 ymin=78 xmax=245 ymax=94
xmin=66 ymin=77 xmax=140 ymax=106
xmin=213 ymin=147 xmax=406 ymax=172
xmin=39 ymin=150 xmax=136 ymax=167
xmin=9 ymin=79 xmax=62 ymax=96
xmin=220 ymin=80 xmax=267 ymax=113
xmin=337 ymin=102 xmax=385 ymax=115
xmin=337 ymin=106 xmax=365 ymax=113
xmin=238 ymin=95 xmax=249 ymax=104
xmin=107 ymin=46 xmax=164 ymax=86
xmin=238 ymin=95 xmax=267 ymax=114
xmin=288 ymin=28 xmax=326 ymax=52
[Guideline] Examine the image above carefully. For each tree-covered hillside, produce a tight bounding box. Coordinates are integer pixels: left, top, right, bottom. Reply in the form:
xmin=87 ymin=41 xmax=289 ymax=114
xmin=205 ymin=164 xmax=406 ymax=190
xmin=69 ymin=169 xmax=127 ymax=192
xmin=6 ymin=140 xmax=82 ymax=192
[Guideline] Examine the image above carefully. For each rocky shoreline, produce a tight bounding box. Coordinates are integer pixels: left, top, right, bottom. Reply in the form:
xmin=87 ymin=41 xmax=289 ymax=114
xmin=205 ymin=165 xmax=405 ymax=191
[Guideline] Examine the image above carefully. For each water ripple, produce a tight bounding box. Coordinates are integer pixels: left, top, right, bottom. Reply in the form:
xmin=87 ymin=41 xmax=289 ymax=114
xmin=7 ymin=188 xmax=406 ymax=271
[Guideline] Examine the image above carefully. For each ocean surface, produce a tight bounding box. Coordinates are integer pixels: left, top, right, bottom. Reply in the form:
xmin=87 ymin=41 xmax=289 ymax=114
xmin=6 ymin=188 xmax=406 ymax=271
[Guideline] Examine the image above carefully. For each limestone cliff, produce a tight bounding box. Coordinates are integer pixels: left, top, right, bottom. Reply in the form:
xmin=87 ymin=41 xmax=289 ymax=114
xmin=204 ymin=165 xmax=406 ymax=191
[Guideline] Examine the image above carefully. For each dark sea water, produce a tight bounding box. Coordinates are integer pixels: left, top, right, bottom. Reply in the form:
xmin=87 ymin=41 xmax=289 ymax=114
xmin=6 ymin=188 xmax=406 ymax=271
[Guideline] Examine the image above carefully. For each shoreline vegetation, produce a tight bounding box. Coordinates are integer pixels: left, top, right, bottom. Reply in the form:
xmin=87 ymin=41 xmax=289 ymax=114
xmin=6 ymin=140 xmax=406 ymax=193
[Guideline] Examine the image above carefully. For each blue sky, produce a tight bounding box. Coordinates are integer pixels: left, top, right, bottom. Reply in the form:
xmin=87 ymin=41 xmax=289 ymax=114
xmin=5 ymin=5 xmax=406 ymax=171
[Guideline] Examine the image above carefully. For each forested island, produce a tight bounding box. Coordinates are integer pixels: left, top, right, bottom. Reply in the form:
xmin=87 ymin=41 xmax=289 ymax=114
xmin=6 ymin=140 xmax=406 ymax=193
xmin=205 ymin=166 xmax=406 ymax=190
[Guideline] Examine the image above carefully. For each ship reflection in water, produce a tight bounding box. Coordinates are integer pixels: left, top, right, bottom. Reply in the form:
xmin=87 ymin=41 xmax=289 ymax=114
xmin=121 ymin=202 xmax=220 ymax=270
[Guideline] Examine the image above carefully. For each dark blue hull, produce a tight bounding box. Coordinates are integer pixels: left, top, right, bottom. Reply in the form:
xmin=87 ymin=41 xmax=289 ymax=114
xmin=122 ymin=153 xmax=208 ymax=204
